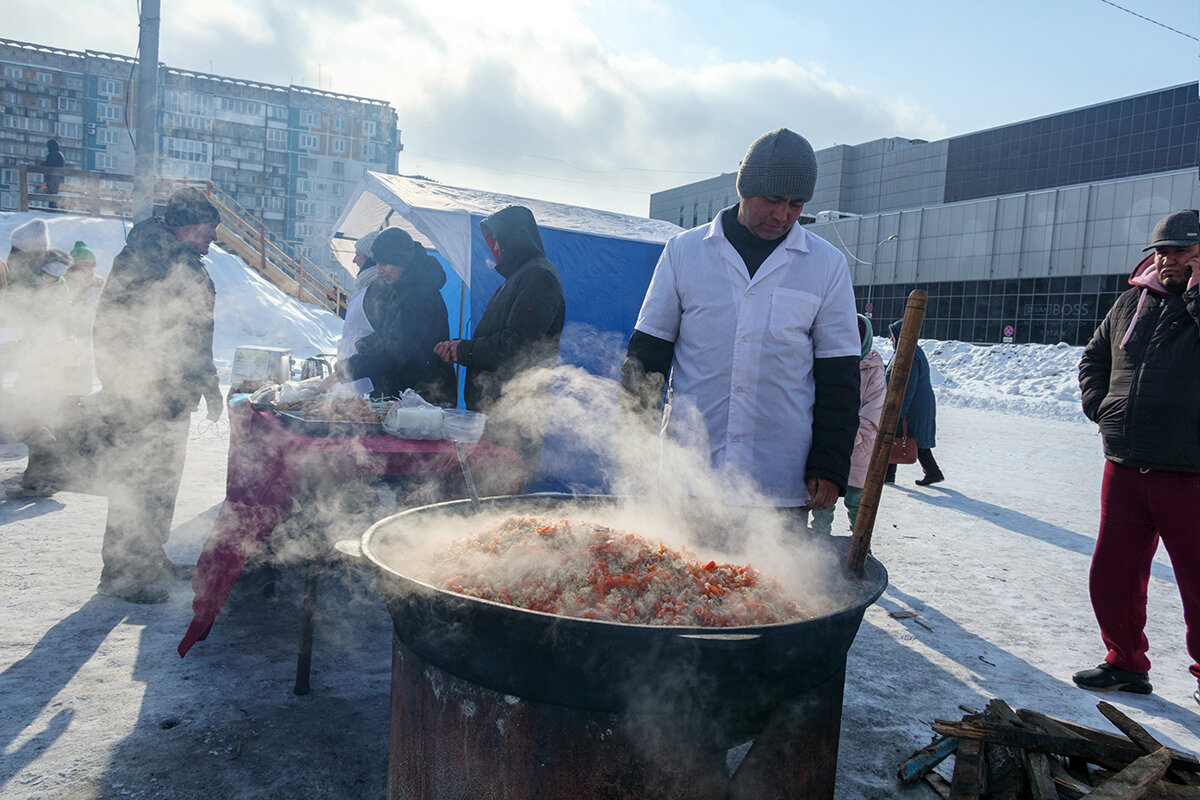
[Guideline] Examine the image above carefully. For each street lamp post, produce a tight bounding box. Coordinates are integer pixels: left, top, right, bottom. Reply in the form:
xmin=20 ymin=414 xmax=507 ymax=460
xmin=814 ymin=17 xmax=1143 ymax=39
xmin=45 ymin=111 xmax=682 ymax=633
xmin=866 ymin=234 xmax=899 ymax=317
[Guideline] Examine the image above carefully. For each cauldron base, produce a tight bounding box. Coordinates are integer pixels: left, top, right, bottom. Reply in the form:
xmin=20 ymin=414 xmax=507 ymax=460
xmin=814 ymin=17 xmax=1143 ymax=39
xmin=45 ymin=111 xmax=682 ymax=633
xmin=388 ymin=635 xmax=847 ymax=800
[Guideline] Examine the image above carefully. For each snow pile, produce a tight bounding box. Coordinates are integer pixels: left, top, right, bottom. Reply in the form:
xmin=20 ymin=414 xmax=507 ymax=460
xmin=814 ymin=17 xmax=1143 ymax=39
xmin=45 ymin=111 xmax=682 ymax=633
xmin=879 ymin=337 xmax=1087 ymax=423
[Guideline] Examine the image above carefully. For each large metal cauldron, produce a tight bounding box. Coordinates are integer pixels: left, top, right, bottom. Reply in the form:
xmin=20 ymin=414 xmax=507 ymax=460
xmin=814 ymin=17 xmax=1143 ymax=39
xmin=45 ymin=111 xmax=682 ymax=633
xmin=361 ymin=493 xmax=887 ymax=747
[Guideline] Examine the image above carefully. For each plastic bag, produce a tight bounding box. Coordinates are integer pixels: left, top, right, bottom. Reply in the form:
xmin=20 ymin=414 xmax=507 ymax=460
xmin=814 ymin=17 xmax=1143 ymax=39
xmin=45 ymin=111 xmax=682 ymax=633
xmin=382 ymin=389 xmax=444 ymax=440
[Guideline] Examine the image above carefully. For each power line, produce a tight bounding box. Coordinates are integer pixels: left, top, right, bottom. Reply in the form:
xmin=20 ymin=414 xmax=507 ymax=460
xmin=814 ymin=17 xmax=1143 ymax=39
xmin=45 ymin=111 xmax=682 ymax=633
xmin=1097 ymin=0 xmax=1199 ymax=41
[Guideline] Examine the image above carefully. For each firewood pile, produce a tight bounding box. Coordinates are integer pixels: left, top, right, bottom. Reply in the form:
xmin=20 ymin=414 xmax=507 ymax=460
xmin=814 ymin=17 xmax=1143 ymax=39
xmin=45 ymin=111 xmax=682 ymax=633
xmin=899 ymin=698 xmax=1200 ymax=799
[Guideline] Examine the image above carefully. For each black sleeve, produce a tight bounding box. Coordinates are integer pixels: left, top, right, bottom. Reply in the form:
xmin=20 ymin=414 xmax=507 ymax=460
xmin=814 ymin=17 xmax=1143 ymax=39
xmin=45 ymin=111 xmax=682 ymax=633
xmin=1078 ymin=306 xmax=1115 ymax=422
xmin=620 ymin=330 xmax=674 ymax=412
xmin=806 ymin=355 xmax=861 ymax=494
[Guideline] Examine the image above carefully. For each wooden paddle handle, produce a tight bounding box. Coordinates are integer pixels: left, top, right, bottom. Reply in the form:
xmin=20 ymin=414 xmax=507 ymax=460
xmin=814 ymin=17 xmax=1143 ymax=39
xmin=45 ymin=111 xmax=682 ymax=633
xmin=846 ymin=290 xmax=928 ymax=578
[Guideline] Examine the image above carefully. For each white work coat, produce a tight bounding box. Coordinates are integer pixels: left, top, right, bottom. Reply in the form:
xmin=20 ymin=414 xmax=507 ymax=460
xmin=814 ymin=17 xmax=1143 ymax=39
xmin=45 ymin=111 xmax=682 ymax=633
xmin=634 ymin=210 xmax=860 ymax=505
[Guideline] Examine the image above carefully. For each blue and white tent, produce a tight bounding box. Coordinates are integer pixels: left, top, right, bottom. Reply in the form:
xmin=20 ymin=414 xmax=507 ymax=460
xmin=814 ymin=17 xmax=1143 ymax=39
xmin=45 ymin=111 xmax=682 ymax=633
xmin=330 ymin=173 xmax=683 ymax=489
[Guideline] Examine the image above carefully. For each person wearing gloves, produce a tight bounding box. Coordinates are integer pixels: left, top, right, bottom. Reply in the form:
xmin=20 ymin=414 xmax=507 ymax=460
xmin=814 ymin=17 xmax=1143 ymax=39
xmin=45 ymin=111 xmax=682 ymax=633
xmin=620 ymin=128 xmax=861 ymax=531
xmin=1074 ymin=210 xmax=1200 ymax=703
xmin=332 ymin=227 xmax=456 ymax=405
xmin=91 ymin=187 xmax=224 ymax=604
xmin=4 ymin=248 xmax=74 ymax=499
xmin=883 ymin=317 xmax=943 ymax=487
xmin=434 ymin=205 xmax=565 ymax=484
xmin=810 ymin=314 xmax=886 ymax=533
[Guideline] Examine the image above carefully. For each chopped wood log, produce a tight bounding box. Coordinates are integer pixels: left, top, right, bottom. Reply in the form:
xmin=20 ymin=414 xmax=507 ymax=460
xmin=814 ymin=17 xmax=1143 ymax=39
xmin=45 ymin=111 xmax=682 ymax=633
xmin=1018 ymin=708 xmax=1200 ymax=772
xmin=1097 ymin=702 xmax=1200 ymax=787
xmin=1085 ymin=748 xmax=1172 ymax=800
xmin=1051 ymin=757 xmax=1097 ymax=799
xmin=981 ymin=700 xmax=1025 ymax=800
xmin=1025 ymin=751 xmax=1059 ymax=800
xmin=923 ymin=772 xmax=953 ymax=799
xmin=984 ymin=741 xmax=1024 ymax=800
xmin=898 ymin=736 xmax=958 ymax=783
xmin=949 ymin=738 xmax=985 ymax=799
xmin=932 ymin=719 xmax=1199 ymax=774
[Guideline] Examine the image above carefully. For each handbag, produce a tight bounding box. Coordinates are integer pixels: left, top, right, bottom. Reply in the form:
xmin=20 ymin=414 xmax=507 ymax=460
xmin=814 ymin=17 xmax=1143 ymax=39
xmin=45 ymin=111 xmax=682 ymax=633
xmin=889 ymin=420 xmax=919 ymax=465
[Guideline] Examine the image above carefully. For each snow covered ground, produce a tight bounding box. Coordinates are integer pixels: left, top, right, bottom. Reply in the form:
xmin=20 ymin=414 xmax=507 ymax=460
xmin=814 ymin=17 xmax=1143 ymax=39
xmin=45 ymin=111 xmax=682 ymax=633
xmin=2 ymin=211 xmax=1197 ymax=798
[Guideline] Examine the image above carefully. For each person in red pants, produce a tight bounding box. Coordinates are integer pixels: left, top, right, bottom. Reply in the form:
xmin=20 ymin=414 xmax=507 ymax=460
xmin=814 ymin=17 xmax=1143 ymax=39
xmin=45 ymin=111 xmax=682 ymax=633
xmin=1076 ymin=210 xmax=1200 ymax=702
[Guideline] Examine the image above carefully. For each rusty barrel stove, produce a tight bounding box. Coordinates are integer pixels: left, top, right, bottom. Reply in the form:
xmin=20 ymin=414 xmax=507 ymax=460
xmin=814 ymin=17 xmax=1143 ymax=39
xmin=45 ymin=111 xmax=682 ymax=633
xmin=360 ymin=494 xmax=887 ymax=799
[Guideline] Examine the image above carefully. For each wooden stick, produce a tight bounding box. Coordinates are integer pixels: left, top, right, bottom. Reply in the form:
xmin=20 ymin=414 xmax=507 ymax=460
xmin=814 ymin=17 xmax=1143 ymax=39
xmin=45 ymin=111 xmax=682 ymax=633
xmin=930 ymin=720 xmax=1198 ymax=773
xmin=846 ymin=289 xmax=927 ymax=577
xmin=1096 ymin=702 xmax=1200 ymax=787
xmin=1085 ymin=748 xmax=1172 ymax=800
xmin=897 ymin=735 xmax=958 ymax=783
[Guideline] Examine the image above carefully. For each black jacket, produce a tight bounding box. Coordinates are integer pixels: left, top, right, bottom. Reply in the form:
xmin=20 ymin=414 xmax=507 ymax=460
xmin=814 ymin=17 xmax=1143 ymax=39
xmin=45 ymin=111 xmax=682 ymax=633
xmin=1079 ymin=269 xmax=1200 ymax=473
xmin=459 ymin=206 xmax=565 ymax=477
xmin=338 ymin=249 xmax=456 ymax=405
xmin=93 ymin=217 xmax=220 ymax=420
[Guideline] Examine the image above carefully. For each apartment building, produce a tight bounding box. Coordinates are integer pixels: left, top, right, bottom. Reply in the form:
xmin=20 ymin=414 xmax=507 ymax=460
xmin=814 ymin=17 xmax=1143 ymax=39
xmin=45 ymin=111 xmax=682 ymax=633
xmin=0 ymin=37 xmax=402 ymax=279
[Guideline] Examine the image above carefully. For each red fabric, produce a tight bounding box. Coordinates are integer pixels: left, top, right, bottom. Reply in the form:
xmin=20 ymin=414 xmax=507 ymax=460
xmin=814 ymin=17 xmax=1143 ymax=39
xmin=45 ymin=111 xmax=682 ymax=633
xmin=1089 ymin=461 xmax=1200 ymax=680
xmin=179 ymin=403 xmax=524 ymax=656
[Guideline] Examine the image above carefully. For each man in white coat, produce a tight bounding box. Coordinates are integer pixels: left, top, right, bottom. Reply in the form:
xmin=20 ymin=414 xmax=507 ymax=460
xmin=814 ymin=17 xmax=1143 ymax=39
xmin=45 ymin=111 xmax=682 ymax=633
xmin=621 ymin=128 xmax=861 ymax=531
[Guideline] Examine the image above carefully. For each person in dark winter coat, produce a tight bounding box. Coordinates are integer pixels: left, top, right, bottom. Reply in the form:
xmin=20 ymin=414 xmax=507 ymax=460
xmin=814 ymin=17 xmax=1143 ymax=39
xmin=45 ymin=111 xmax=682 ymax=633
xmin=42 ymin=139 xmax=65 ymax=208
xmin=883 ymin=317 xmax=943 ymax=486
xmin=333 ymin=227 xmax=456 ymax=405
xmin=1072 ymin=209 xmax=1200 ymax=701
xmin=91 ymin=187 xmax=224 ymax=604
xmin=435 ymin=205 xmax=565 ymax=483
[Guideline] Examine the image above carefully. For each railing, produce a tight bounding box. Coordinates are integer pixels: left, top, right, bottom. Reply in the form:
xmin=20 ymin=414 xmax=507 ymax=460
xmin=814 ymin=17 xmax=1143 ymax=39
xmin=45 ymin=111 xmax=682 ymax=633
xmin=15 ymin=164 xmax=348 ymax=318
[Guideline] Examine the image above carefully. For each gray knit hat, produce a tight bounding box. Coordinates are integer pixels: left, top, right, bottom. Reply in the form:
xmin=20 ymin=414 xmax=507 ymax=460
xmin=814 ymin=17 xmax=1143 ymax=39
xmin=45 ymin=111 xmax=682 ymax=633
xmin=1143 ymin=210 xmax=1199 ymax=251
xmin=354 ymin=230 xmax=382 ymax=257
xmin=736 ymin=128 xmax=818 ymax=202
xmin=164 ymin=187 xmax=221 ymax=227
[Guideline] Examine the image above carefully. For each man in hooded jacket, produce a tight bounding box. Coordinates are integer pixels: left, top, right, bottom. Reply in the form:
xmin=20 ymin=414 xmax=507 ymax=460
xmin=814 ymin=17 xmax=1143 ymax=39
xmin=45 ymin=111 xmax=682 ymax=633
xmin=1073 ymin=209 xmax=1200 ymax=702
xmin=91 ymin=187 xmax=224 ymax=604
xmin=334 ymin=227 xmax=456 ymax=405
xmin=435 ymin=205 xmax=565 ymax=483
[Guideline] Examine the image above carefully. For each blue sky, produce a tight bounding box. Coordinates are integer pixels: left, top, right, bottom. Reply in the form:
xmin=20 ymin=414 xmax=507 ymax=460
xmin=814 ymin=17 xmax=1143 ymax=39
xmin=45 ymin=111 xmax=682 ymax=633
xmin=6 ymin=0 xmax=1197 ymax=216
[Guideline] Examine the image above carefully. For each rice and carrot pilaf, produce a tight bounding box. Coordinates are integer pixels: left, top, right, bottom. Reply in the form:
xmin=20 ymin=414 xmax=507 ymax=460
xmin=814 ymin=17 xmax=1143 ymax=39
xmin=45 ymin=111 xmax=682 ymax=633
xmin=426 ymin=515 xmax=826 ymax=626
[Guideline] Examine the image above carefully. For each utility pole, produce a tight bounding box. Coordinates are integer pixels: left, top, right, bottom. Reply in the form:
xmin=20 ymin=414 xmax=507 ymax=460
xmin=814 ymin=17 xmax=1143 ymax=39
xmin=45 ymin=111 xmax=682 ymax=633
xmin=131 ymin=0 xmax=160 ymax=222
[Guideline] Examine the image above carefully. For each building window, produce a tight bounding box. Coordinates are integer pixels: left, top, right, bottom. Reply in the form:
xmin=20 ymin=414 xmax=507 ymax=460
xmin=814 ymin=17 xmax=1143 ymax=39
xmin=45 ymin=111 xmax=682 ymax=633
xmin=364 ymin=142 xmax=377 ymax=160
xmin=97 ymin=103 xmax=123 ymax=121
xmin=37 ymin=97 xmax=52 ymax=109
xmin=267 ymin=104 xmax=288 ymax=120
xmin=333 ymin=116 xmax=345 ymax=131
xmin=63 ymin=76 xmax=83 ymax=89
xmin=97 ymin=78 xmax=122 ymax=97
xmin=297 ymin=155 xmax=317 ymax=171
xmin=216 ymin=96 xmax=261 ymax=116
xmin=95 ymin=153 xmax=118 ymax=169
xmin=332 ymin=138 xmax=346 ymax=154
xmin=164 ymin=136 xmax=210 ymax=163
xmin=295 ymin=200 xmax=316 ymax=215
xmin=296 ymin=178 xmax=312 ymax=193
xmin=298 ymin=133 xmax=319 ymax=150
xmin=98 ymin=129 xmax=123 ymax=145
xmin=4 ymin=67 xmax=23 ymax=79
xmin=361 ymin=119 xmax=377 ymax=137
xmin=56 ymin=121 xmax=82 ymax=140
xmin=332 ymin=183 xmax=344 ymax=197
xmin=58 ymin=96 xmax=81 ymax=112
xmin=36 ymin=72 xmax=53 ymax=84
xmin=266 ymin=128 xmax=287 ymax=150
xmin=3 ymin=91 xmax=17 ymax=103
xmin=300 ymin=110 xmax=318 ymax=127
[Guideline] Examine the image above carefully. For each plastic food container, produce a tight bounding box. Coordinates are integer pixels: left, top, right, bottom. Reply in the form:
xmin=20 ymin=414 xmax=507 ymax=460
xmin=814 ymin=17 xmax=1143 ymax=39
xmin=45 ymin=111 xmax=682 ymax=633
xmin=440 ymin=409 xmax=486 ymax=443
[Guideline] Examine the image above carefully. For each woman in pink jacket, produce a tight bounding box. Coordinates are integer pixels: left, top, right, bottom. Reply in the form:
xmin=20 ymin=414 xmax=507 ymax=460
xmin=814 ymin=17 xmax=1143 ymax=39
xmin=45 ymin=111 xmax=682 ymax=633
xmin=811 ymin=314 xmax=886 ymax=534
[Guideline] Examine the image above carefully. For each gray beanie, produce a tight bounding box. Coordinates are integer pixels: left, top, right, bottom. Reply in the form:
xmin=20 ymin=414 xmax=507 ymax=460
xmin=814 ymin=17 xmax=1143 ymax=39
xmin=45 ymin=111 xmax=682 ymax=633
xmin=354 ymin=230 xmax=382 ymax=257
xmin=736 ymin=128 xmax=818 ymax=202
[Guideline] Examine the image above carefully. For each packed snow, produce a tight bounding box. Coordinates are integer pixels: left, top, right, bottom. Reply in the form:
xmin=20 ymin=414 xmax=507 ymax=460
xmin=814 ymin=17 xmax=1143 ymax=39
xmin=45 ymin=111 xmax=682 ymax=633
xmin=2 ymin=210 xmax=1196 ymax=799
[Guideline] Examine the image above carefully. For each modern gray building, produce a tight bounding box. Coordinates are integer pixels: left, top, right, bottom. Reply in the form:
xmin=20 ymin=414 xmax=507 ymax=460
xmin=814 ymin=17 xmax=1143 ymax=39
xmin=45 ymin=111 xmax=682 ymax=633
xmin=0 ymin=37 xmax=402 ymax=280
xmin=649 ymin=83 xmax=1200 ymax=345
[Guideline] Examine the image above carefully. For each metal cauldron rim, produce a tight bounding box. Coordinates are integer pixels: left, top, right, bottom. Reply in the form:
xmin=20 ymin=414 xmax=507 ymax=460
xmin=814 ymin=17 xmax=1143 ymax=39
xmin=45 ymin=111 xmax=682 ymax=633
xmin=359 ymin=492 xmax=888 ymax=634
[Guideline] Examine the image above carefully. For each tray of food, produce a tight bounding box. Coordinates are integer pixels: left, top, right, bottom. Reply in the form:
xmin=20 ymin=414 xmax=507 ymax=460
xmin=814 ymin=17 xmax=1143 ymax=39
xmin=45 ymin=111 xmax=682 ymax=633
xmin=272 ymin=397 xmax=389 ymax=437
